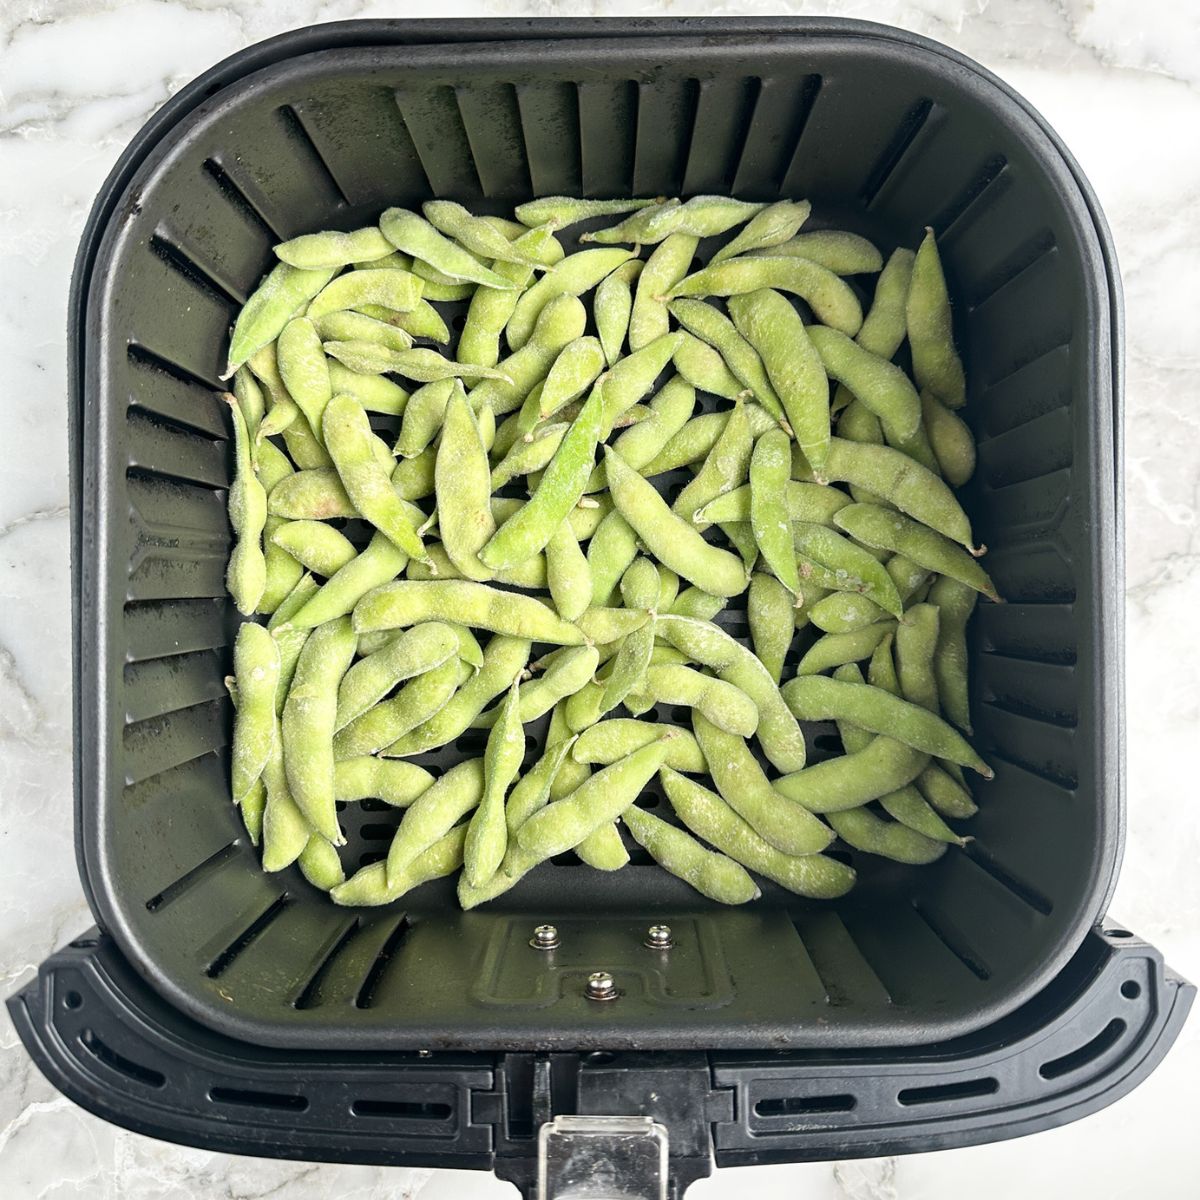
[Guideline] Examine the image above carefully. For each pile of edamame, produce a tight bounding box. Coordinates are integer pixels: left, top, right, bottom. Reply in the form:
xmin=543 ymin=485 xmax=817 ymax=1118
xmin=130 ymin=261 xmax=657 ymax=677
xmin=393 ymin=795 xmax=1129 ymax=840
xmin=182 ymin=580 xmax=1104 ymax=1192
xmin=222 ymin=193 xmax=994 ymax=909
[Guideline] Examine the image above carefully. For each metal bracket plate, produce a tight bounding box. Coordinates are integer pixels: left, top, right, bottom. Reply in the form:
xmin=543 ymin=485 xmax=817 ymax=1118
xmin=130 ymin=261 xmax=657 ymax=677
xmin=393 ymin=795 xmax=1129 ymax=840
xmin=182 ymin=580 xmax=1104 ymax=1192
xmin=538 ymin=1115 xmax=668 ymax=1200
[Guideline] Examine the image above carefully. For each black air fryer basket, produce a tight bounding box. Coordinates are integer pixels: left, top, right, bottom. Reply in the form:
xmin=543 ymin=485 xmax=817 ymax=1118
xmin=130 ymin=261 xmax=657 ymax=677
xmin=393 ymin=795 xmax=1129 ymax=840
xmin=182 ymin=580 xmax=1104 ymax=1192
xmin=9 ymin=18 xmax=1192 ymax=1198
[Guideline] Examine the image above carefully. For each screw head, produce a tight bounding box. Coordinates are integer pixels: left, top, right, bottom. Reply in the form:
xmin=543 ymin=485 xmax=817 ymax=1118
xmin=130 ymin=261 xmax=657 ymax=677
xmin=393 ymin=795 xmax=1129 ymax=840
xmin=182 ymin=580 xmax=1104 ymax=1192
xmin=645 ymin=923 xmax=674 ymax=949
xmin=417 ymin=1049 xmax=432 ymax=1058
xmin=530 ymin=924 xmax=560 ymax=950
xmin=585 ymin=971 xmax=619 ymax=1001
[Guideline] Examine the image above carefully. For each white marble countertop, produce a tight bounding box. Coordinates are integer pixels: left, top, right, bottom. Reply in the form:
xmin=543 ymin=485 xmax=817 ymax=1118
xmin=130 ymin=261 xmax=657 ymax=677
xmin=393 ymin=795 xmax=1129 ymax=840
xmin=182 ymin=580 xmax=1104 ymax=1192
xmin=1 ymin=1 xmax=1196 ymax=1196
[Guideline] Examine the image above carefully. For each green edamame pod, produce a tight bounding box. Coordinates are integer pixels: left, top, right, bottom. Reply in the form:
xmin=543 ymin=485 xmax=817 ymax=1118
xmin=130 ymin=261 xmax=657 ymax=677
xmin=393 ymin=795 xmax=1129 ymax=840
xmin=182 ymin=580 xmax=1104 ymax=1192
xmin=423 ymin=200 xmax=542 ymax=266
xmin=907 ymin=229 xmax=966 ymax=408
xmin=929 ymin=574 xmax=977 ymax=732
xmin=630 ymin=233 xmax=698 ymax=350
xmin=240 ymin=779 xmax=265 ymax=846
xmin=288 ymin=531 xmax=407 ymax=629
xmin=545 ymin=523 xmax=592 ymax=622
xmin=572 ymin=720 xmax=706 ymax=773
xmin=384 ymin=634 xmax=532 ymax=757
xmin=474 ymin=644 xmax=599 ymax=728
xmin=662 ymin=769 xmax=855 ymax=898
xmin=333 ymin=657 xmax=472 ymax=758
xmin=672 ymin=333 xmax=747 ymax=401
xmin=231 ymin=622 xmax=280 ymax=802
xmin=379 ymin=298 xmax=450 ymax=344
xmin=894 ymin=603 xmax=941 ymax=713
xmin=268 ymin=573 xmax=318 ymax=709
xmin=464 ymin=682 xmax=524 ymax=886
xmin=781 ymin=674 xmax=992 ymax=776
xmin=595 ymin=331 xmax=685 ymax=438
xmin=261 ymin=735 xmax=312 ymax=873
xmin=674 ymin=398 xmax=753 ymax=524
xmin=755 ymin=230 xmax=883 ymax=275
xmin=605 ymin=448 xmax=747 ymax=598
xmin=282 ymin=616 xmax=357 ymax=843
xmin=792 ymin=521 xmax=904 ymax=616
xmin=433 ymin=390 xmax=495 ymax=582
xmin=270 ymin=521 xmax=357 ymax=578
xmin=858 ymin=247 xmax=916 ymax=359
xmin=537 ymin=336 xmax=607 ymax=420
xmin=749 ymin=429 xmax=801 ymax=596
xmin=807 ymin=590 xmax=887 ymax=633
xmin=354 ymin=579 xmax=583 ymax=644
xmin=379 ymin=208 xmax=519 ymax=289
xmin=694 ymin=713 xmax=832 ymax=855
xmin=490 ymin=421 xmax=569 ymax=489
xmin=775 ymin=735 xmax=928 ymax=813
xmin=393 ymin=378 xmax=456 ymax=458
xmin=586 ymin=510 xmax=639 ymax=606
xmin=623 ymin=806 xmax=759 ymax=903
xmin=335 ymin=621 xmax=459 ymax=731
xmin=576 ymin=824 xmax=631 ymax=871
xmin=668 ymin=587 xmax=726 ymax=622
xmin=275 ymin=226 xmax=394 ymax=269
xmin=640 ymin=404 xmax=777 ymax=477
xmin=233 ymin=366 xmax=265 ymax=435
xmin=298 ymin=835 xmax=346 ymax=891
xmin=226 ymin=263 xmax=336 ymax=375
xmin=748 ymin=571 xmax=795 ymax=683
xmin=668 ymin=256 xmax=863 ymax=337
xmin=695 ymin=479 xmax=851 ymax=527
xmin=586 ymin=195 xmax=763 ymax=244
xmin=327 ymin=360 xmax=410 ymax=415
xmin=223 ymin=395 xmax=268 ymax=615
xmin=833 ymin=503 xmax=997 ymax=599
xmin=728 ymin=289 xmax=831 ymax=469
xmin=333 ymin=826 xmax=466 ymax=906
xmin=516 ymin=736 xmax=675 ymax=861
xmin=334 ymin=756 xmax=435 ymax=806
xmin=307 ymin=268 xmax=423 ymax=321
xmin=254 ymin=440 xmax=304 ymax=615
xmin=514 ymin=195 xmax=661 ymax=229
xmin=629 ymin=664 xmax=758 ymax=737
xmin=384 ymin=757 xmax=485 ymax=882
xmin=481 ymin=385 xmax=605 ymax=571
xmin=586 ymin=376 xmax=696 ymax=492
xmin=655 ymin=613 xmax=807 ymax=773
xmin=796 ymin=621 xmax=898 ymax=676
xmin=826 ymin=808 xmax=946 ymax=865
xmin=594 ymin=258 xmax=642 ymax=366
xmin=918 ymin=762 xmax=978 ymax=819
xmin=276 ymin=317 xmax=333 ymax=436
xmin=710 ymin=199 xmax=812 ymax=266
xmin=838 ymin=398 xmax=884 ymax=446
xmin=867 ymin=631 xmax=901 ymax=695
xmin=922 ymin=390 xmax=976 ymax=485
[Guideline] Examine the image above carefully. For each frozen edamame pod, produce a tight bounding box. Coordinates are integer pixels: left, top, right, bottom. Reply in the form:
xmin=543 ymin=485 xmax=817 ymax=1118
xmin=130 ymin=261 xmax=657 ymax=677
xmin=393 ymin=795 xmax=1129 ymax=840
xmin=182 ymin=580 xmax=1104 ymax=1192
xmin=921 ymin=390 xmax=976 ymax=485
xmin=385 ymin=758 xmax=485 ymax=883
xmin=576 ymin=823 xmax=631 ymax=871
xmin=749 ymin=429 xmax=801 ymax=596
xmin=275 ymin=226 xmax=394 ymax=269
xmin=473 ymin=644 xmax=599 ymax=728
xmin=695 ymin=479 xmax=851 ymax=526
xmin=929 ymin=574 xmax=977 ymax=732
xmin=907 ymin=228 xmax=966 ymax=408
xmin=490 ymin=421 xmax=569 ymax=489
xmin=668 ymin=256 xmax=863 ymax=337
xmin=894 ymin=602 xmax=941 ymax=713
xmin=271 ymin=521 xmax=357 ymax=578
xmin=781 ymin=674 xmax=993 ymax=776
xmin=628 ymin=664 xmax=759 ymax=738
xmin=288 ymin=531 xmax=408 ymax=629
xmin=261 ymin=734 xmax=312 ymax=873
xmin=327 ymin=360 xmax=410 ymax=415
xmin=516 ymin=736 xmax=675 ymax=861
xmin=832 ymin=504 xmax=997 ymax=600
xmin=223 ymin=395 xmax=268 ymax=615
xmin=630 ymin=233 xmax=698 ymax=350
xmin=544 ymin=523 xmax=592 ymax=623
xmin=226 ymin=263 xmax=335 ymax=375
xmin=604 ymin=448 xmax=747 ymax=598
xmin=595 ymin=331 xmax=686 ymax=438
xmin=693 ymin=713 xmax=832 ymax=855
xmin=586 ymin=195 xmax=763 ymax=244
xmin=792 ymin=521 xmax=905 ymax=616
xmin=231 ymin=622 xmax=280 ymax=802
xmin=754 ymin=230 xmax=883 ymax=275
xmin=298 ymin=835 xmax=346 ymax=891
xmin=423 ymin=200 xmax=544 ymax=266
xmin=307 ymin=268 xmax=423 ymax=321
xmin=407 ymin=544 xmax=547 ymax=588
xmin=594 ymin=258 xmax=643 ymax=366
xmin=587 ymin=510 xmax=639 ymax=605
xmin=796 ymin=621 xmax=898 ymax=676
xmin=464 ymin=681 xmax=524 ymax=887
xmin=572 ymin=720 xmax=707 ymax=773
xmin=379 ymin=208 xmax=520 ymax=289
xmin=728 ymin=288 xmax=831 ymax=469
xmin=623 ymin=806 xmax=759 ymax=903
xmin=748 ymin=572 xmax=795 ymax=684
xmin=774 ymin=735 xmax=928 ymax=812
xmin=506 ymin=248 xmax=634 ymax=351
xmin=323 ymin=342 xmax=509 ymax=384
xmin=394 ymin=378 xmax=456 ymax=458
xmin=673 ymin=398 xmax=753 ymax=525
xmin=276 ymin=317 xmax=333 ymax=436
xmin=826 ymin=807 xmax=946 ymax=865
xmin=333 ymin=826 xmax=467 ymax=906
xmin=281 ymin=615 xmax=357 ymax=843
xmin=323 ymin=393 xmax=428 ymax=562
xmin=672 ymin=332 xmax=748 ymax=400
xmin=710 ymin=198 xmax=812 ymax=266
xmin=334 ymin=756 xmax=435 ymax=806
xmin=661 ymin=769 xmax=855 ymax=899
xmin=807 ymin=590 xmax=888 ymax=633
xmin=537 ymin=336 xmax=606 ymax=419
xmin=514 ymin=195 xmax=661 ymax=230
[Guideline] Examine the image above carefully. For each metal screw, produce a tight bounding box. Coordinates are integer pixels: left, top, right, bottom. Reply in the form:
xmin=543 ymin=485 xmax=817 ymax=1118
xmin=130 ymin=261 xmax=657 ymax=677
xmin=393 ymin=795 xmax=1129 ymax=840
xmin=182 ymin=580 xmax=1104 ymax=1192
xmin=417 ymin=1049 xmax=432 ymax=1058
xmin=530 ymin=924 xmax=561 ymax=950
xmin=644 ymin=924 xmax=674 ymax=950
xmin=585 ymin=971 xmax=619 ymax=1002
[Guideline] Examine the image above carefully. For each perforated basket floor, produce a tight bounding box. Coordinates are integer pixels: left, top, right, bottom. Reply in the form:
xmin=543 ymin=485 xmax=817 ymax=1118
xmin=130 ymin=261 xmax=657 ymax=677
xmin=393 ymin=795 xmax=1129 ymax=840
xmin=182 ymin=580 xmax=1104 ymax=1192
xmin=75 ymin=19 xmax=1121 ymax=1050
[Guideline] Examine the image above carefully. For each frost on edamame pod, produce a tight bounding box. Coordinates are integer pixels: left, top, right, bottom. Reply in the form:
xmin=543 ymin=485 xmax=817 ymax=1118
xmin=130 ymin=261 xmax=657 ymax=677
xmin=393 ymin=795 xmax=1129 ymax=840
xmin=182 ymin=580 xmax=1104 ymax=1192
xmin=857 ymin=247 xmax=917 ymax=360
xmin=423 ymin=200 xmax=544 ymax=266
xmin=668 ymin=255 xmax=864 ymax=337
xmin=544 ymin=523 xmax=592 ymax=623
xmin=514 ymin=195 xmax=661 ymax=230
xmin=806 ymin=589 xmax=888 ymax=634
xmin=894 ymin=602 xmax=941 ymax=713
xmin=261 ymin=734 xmax=312 ymax=873
xmin=630 ymin=233 xmax=698 ymax=351
xmin=324 ymin=341 xmax=510 ymax=385
xmin=384 ymin=758 xmax=486 ymax=884
xmin=537 ymin=335 xmax=606 ymax=420
xmin=604 ymin=447 xmax=747 ymax=598
xmin=672 ymin=332 xmax=748 ymax=400
xmin=473 ymin=644 xmax=599 ymax=728
xmin=623 ymin=806 xmax=760 ymax=904
xmin=572 ymin=719 xmax=707 ymax=773
xmin=827 ymin=807 xmax=947 ymax=865
xmin=584 ymin=195 xmax=763 ymax=244
xmin=490 ymin=422 xmax=569 ymax=490
xmin=781 ymin=674 xmax=992 ymax=777
xmin=334 ymin=826 xmax=467 ymax=906
xmin=594 ymin=258 xmax=642 ymax=366
xmin=661 ymin=769 xmax=855 ymax=899
xmin=595 ymin=331 xmax=685 ymax=438
xmin=394 ymin=377 xmax=456 ymax=459
xmin=506 ymin=248 xmax=634 ymax=351
xmin=277 ymin=317 xmax=333 ymax=436
xmin=695 ymin=479 xmax=851 ymax=526
xmin=628 ymin=663 xmax=759 ymax=738
xmin=752 ymin=230 xmax=883 ymax=275
xmin=792 ymin=521 xmax=904 ymax=616
xmin=271 ymin=520 xmax=357 ymax=578
xmin=929 ymin=574 xmax=977 ymax=732
xmin=288 ymin=530 xmax=408 ymax=629
xmin=795 ymin=621 xmax=898 ymax=676
xmin=921 ymin=389 xmax=976 ymax=486
xmin=749 ymin=429 xmax=802 ymax=596
xmin=748 ymin=571 xmax=795 ymax=684
xmin=673 ymin=398 xmax=753 ymax=525
xmin=226 ymin=263 xmax=335 ymax=375
xmin=327 ymin=360 xmax=410 ymax=415
xmin=306 ymin=267 xmax=423 ymax=321
xmin=775 ymin=734 xmax=928 ymax=813
xmin=281 ymin=615 xmax=357 ymax=844
xmin=379 ymin=208 xmax=521 ymax=289
xmin=298 ymin=835 xmax=346 ymax=892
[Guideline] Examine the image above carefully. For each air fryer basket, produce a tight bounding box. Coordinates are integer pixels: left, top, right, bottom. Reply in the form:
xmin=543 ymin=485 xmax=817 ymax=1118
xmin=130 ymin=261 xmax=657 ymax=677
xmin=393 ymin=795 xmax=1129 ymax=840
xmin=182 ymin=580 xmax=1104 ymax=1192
xmin=75 ymin=20 xmax=1123 ymax=1054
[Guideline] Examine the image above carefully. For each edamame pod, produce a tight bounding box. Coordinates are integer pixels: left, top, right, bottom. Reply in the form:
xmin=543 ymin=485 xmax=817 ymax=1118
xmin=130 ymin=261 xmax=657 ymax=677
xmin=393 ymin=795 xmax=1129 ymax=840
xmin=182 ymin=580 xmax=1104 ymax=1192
xmin=332 ymin=827 xmax=467 ymax=906
xmin=775 ymin=735 xmax=928 ymax=813
xmin=231 ymin=622 xmax=280 ymax=801
xmin=572 ymin=720 xmax=707 ymax=773
xmin=594 ymin=258 xmax=642 ymax=365
xmin=749 ymin=429 xmax=801 ymax=596
xmin=226 ymin=263 xmax=335 ymax=375
xmin=464 ymin=682 xmax=524 ymax=886
xmin=748 ymin=572 xmax=795 ymax=683
xmin=275 ymin=226 xmax=394 ymax=269
xmin=223 ymin=395 xmax=268 ymax=615
xmin=435 ymin=389 xmax=496 ymax=581
xmin=506 ymin=248 xmax=634 ymax=351
xmin=334 ymin=756 xmax=435 ymax=806
xmin=907 ymin=229 xmax=966 ymax=407
xmin=710 ymin=199 xmax=812 ymax=265
xmin=271 ymin=521 xmax=357 ymax=578
xmin=754 ymin=230 xmax=883 ymax=275
xmin=623 ymin=806 xmax=759 ymax=903
xmin=929 ymin=574 xmax=977 ymax=731
xmin=630 ymin=233 xmax=698 ymax=350
xmin=379 ymin=208 xmax=519 ymax=289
